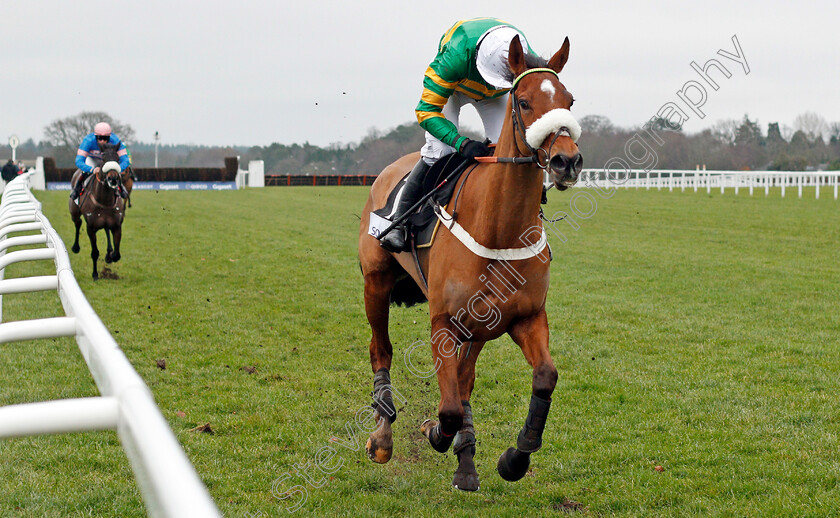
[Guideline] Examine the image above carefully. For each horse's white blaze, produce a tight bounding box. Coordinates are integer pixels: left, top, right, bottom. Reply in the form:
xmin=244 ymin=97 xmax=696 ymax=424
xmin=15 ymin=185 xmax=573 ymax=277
xmin=540 ymin=79 xmax=556 ymax=101
xmin=525 ymin=108 xmax=581 ymax=148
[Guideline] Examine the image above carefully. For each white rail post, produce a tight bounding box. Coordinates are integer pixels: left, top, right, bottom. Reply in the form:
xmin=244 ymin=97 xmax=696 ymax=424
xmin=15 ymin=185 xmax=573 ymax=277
xmin=0 ymin=173 xmax=221 ymax=518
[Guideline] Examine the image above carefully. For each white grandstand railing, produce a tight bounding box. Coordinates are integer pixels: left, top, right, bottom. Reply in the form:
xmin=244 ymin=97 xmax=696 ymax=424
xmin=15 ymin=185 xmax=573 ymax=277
xmin=578 ymin=169 xmax=840 ymax=200
xmin=0 ymin=173 xmax=220 ymax=517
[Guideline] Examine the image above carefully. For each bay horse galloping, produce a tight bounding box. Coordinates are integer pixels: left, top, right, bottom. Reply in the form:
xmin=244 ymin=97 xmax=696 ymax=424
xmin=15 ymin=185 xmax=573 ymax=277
xmin=121 ymin=165 xmax=134 ymax=208
xmin=358 ymin=36 xmax=583 ymax=491
xmin=69 ymin=142 xmax=127 ymax=280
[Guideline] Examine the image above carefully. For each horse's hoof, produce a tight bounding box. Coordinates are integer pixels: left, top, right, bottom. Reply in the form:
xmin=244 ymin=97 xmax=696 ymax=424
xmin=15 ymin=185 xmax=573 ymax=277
xmin=71 ymin=244 xmax=79 ymax=254
xmin=420 ymin=419 xmax=436 ymax=436
xmin=497 ymin=447 xmax=530 ymax=482
xmin=452 ymin=470 xmax=480 ymax=491
xmin=92 ymin=274 xmax=99 ymax=281
xmin=105 ymin=254 xmax=112 ymax=264
xmin=421 ymin=419 xmax=454 ymax=453
xmin=111 ymin=253 xmax=121 ymax=263
xmin=365 ymin=436 xmax=392 ymax=464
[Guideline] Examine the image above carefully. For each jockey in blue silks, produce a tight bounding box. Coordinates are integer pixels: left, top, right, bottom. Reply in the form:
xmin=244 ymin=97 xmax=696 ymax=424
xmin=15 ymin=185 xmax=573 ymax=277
xmin=71 ymin=121 xmax=130 ymax=203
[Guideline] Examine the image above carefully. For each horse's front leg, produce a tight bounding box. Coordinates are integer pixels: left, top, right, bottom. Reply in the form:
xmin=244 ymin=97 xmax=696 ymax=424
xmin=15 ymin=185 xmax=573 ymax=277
xmin=71 ymin=215 xmax=82 ymax=254
xmin=498 ymin=308 xmax=557 ymax=482
xmin=420 ymin=313 xmax=463 ymax=454
xmin=104 ymin=228 xmax=114 ymax=263
xmin=87 ymin=226 xmax=100 ymax=281
xmin=451 ymin=340 xmax=485 ymax=491
xmin=109 ymin=225 xmax=122 ymax=263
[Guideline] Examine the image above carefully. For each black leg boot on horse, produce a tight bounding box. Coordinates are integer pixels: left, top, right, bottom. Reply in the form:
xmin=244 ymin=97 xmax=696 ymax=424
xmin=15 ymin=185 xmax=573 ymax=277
xmin=379 ymin=159 xmax=430 ymax=253
xmin=452 ymin=400 xmax=480 ymax=491
xmin=497 ymin=394 xmax=552 ymax=481
xmin=366 ymin=368 xmax=398 ymax=463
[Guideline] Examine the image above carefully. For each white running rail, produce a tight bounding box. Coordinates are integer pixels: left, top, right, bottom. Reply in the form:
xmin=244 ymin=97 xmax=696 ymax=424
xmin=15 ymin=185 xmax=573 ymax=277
xmin=579 ymin=169 xmax=840 ymax=200
xmin=0 ymin=173 xmax=220 ymax=517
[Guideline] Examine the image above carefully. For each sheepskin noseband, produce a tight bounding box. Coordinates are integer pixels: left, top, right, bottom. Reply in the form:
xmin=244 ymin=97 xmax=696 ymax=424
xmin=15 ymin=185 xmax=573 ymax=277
xmin=525 ymin=108 xmax=581 ymax=149
xmin=102 ymin=161 xmax=122 ymax=173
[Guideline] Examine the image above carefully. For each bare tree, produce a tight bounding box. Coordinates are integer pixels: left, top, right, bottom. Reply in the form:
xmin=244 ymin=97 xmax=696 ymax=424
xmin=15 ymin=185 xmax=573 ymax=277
xmin=780 ymin=124 xmax=794 ymax=141
xmin=710 ymin=119 xmax=740 ymax=145
xmin=579 ymin=114 xmax=615 ymax=135
xmin=793 ymin=111 xmax=828 ymax=143
xmin=43 ymin=111 xmax=136 ymax=150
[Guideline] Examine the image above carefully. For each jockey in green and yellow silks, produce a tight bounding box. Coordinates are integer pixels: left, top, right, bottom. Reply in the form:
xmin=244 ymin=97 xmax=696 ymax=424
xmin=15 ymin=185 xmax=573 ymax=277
xmin=380 ymin=18 xmax=536 ymax=253
xmin=416 ymin=18 xmax=534 ymax=155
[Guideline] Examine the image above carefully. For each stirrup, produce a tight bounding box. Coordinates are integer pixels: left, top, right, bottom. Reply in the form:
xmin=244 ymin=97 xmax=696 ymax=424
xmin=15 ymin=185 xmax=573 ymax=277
xmin=379 ymin=225 xmax=408 ymax=253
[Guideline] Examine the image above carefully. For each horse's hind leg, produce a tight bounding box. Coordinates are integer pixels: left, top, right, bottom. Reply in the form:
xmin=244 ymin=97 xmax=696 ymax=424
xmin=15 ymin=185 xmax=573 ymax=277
xmin=451 ymin=340 xmax=485 ymax=491
xmin=498 ymin=309 xmax=557 ymax=482
xmin=362 ymin=266 xmax=398 ymax=464
xmin=420 ymin=314 xmax=464 ymax=454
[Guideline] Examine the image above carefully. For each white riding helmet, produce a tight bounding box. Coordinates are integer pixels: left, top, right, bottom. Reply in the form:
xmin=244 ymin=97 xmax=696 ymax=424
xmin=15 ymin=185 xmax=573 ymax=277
xmin=476 ymin=26 xmax=530 ymax=89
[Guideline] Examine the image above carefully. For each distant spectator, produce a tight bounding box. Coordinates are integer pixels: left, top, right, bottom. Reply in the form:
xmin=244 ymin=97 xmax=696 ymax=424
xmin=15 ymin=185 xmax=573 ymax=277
xmin=17 ymin=161 xmax=26 ymax=174
xmin=2 ymin=159 xmax=18 ymax=182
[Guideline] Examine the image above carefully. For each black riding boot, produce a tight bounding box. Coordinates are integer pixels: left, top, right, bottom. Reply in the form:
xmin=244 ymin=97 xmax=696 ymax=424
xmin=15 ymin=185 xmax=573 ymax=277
xmin=379 ymin=159 xmax=430 ymax=253
xmin=70 ymin=174 xmax=88 ymax=203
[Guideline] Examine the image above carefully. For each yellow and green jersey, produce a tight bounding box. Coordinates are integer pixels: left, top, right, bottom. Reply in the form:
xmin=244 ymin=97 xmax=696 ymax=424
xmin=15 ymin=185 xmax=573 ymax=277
xmin=415 ymin=18 xmax=533 ymax=149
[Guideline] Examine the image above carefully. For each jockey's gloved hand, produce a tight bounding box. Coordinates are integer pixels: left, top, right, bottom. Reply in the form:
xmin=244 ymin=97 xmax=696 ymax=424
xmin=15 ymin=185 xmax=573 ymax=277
xmin=459 ymin=138 xmax=492 ymax=160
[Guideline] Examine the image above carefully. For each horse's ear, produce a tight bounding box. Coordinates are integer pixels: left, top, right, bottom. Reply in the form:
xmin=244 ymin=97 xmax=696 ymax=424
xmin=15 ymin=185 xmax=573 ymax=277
xmin=507 ymin=35 xmax=527 ymax=77
xmin=548 ymin=37 xmax=570 ymax=74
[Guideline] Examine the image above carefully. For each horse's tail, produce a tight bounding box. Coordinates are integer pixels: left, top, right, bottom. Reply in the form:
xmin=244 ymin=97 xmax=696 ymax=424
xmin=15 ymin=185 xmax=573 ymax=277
xmin=389 ymin=276 xmax=427 ymax=307
xmin=358 ymin=261 xmax=427 ymax=307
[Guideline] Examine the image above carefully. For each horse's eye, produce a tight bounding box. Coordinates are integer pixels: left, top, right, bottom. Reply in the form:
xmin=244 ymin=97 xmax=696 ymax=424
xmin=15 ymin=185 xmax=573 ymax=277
xmin=518 ymin=99 xmax=530 ymax=110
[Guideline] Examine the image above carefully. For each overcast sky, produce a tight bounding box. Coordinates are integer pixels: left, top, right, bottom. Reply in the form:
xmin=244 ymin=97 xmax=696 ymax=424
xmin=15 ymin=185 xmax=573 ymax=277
xmin=1 ymin=1 xmax=837 ymax=149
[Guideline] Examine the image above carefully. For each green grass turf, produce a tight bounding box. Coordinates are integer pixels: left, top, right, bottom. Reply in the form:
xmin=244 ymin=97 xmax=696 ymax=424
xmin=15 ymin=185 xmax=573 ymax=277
xmin=0 ymin=185 xmax=838 ymax=517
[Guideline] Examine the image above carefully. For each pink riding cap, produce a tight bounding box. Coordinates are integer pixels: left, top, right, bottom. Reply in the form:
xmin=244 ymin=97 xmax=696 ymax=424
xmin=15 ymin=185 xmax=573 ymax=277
xmin=94 ymin=122 xmax=112 ymax=136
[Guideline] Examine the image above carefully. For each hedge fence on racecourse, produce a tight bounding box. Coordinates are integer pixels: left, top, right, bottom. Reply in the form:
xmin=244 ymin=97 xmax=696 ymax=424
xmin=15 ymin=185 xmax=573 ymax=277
xmin=42 ymin=157 xmax=239 ymax=182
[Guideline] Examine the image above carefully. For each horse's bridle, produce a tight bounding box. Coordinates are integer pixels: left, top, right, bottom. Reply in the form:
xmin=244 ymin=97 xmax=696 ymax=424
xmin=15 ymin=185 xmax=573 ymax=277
xmin=478 ymin=67 xmax=570 ymax=173
xmin=94 ymin=167 xmax=123 ymax=191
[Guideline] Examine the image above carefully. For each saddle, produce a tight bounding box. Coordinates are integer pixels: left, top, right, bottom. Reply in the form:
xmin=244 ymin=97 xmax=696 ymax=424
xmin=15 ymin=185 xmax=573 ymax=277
xmin=73 ymin=171 xmax=95 ymax=196
xmin=371 ymin=153 xmax=471 ymax=250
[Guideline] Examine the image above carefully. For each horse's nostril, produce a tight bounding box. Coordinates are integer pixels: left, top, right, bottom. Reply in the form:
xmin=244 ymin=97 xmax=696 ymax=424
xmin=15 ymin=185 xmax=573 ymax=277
xmin=573 ymin=153 xmax=584 ymax=174
xmin=550 ymin=155 xmax=570 ymax=173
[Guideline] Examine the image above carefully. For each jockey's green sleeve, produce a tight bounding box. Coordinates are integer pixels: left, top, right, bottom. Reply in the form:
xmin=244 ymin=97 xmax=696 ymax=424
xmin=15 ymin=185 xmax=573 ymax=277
xmin=415 ymin=18 xmax=533 ymax=150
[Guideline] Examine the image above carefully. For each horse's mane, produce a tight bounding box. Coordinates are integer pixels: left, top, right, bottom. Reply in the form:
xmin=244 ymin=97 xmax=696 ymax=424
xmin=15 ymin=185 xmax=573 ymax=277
xmin=100 ymin=142 xmax=120 ymax=164
xmin=500 ymin=53 xmax=549 ymax=85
